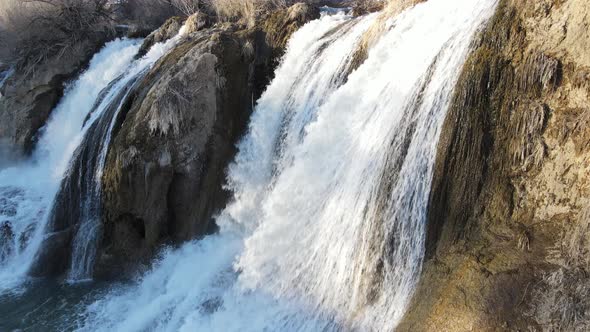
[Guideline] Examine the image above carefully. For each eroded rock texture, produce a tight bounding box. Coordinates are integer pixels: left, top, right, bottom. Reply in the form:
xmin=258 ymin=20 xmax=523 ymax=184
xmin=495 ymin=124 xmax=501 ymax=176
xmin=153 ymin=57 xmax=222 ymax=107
xmin=399 ymin=0 xmax=590 ymax=331
xmin=98 ymin=4 xmax=319 ymax=273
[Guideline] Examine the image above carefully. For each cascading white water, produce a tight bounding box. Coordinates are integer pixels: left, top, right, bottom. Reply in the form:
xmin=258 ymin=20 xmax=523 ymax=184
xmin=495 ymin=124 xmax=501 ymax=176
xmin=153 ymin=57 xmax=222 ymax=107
xmin=0 ymin=38 xmax=141 ymax=292
xmin=76 ymin=0 xmax=497 ymax=331
xmin=0 ymin=24 xmax=191 ymax=290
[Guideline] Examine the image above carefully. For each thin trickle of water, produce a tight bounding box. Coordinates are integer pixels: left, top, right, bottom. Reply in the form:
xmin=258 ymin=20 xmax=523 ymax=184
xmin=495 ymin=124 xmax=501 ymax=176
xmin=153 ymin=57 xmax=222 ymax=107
xmin=64 ymin=73 xmax=143 ymax=282
xmin=75 ymin=1 xmax=497 ymax=330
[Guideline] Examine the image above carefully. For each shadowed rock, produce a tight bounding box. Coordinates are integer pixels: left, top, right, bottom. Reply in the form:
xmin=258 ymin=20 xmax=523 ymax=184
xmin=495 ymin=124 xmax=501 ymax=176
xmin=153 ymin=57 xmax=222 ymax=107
xmin=0 ymin=33 xmax=112 ymax=156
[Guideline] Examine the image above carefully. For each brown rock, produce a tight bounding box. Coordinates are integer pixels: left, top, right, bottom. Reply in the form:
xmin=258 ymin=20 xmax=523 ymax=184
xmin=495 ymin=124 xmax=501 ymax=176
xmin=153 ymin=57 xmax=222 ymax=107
xmin=399 ymin=0 xmax=590 ymax=330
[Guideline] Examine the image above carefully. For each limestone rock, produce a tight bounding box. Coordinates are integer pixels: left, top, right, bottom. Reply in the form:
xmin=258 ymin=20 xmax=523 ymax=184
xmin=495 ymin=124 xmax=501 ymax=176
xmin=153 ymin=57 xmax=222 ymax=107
xmin=399 ymin=0 xmax=590 ymax=330
xmin=137 ymin=16 xmax=184 ymax=58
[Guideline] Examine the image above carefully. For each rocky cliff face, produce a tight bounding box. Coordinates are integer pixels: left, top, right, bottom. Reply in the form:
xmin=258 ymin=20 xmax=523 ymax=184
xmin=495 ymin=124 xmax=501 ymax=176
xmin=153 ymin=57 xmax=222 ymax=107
xmin=97 ymin=4 xmax=319 ymax=274
xmin=399 ymin=0 xmax=590 ymax=330
xmin=0 ymin=33 xmax=111 ymax=157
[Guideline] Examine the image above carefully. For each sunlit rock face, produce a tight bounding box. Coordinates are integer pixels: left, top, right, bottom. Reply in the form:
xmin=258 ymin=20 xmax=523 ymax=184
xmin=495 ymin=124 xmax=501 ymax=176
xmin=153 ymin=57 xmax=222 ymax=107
xmin=400 ymin=1 xmax=590 ymax=330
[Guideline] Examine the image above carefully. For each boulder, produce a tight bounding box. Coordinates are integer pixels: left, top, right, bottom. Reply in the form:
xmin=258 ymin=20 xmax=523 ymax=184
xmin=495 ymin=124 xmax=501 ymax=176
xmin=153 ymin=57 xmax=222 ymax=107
xmin=98 ymin=3 xmax=320 ymax=273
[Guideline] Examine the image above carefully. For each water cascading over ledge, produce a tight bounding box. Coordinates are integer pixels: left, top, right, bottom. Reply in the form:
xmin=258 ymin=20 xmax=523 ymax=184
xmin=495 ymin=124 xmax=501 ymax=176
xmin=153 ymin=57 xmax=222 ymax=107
xmin=0 ymin=39 xmax=141 ymax=292
xmin=27 ymin=27 xmax=192 ymax=281
xmin=76 ymin=1 xmax=498 ymax=330
xmin=399 ymin=0 xmax=590 ymax=329
xmin=35 ymin=74 xmax=143 ymax=279
xmin=0 ymin=3 xmax=320 ymax=288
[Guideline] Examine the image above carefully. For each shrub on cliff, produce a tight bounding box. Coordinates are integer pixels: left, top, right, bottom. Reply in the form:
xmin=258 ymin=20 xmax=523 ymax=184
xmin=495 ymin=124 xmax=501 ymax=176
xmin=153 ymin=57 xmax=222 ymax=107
xmin=120 ymin=0 xmax=295 ymax=29
xmin=204 ymin=0 xmax=286 ymax=26
xmin=0 ymin=0 xmax=113 ymax=72
xmin=116 ymin=0 xmax=177 ymax=29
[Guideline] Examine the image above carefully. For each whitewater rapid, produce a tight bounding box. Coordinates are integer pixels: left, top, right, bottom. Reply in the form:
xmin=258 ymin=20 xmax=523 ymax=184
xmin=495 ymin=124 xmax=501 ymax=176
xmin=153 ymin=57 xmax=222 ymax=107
xmin=75 ymin=0 xmax=498 ymax=331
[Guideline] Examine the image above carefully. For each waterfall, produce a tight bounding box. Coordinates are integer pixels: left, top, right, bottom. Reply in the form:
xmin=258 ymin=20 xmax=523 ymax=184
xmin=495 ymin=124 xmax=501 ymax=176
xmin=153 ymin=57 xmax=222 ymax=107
xmin=0 ymin=25 xmax=190 ymax=290
xmin=76 ymin=0 xmax=497 ymax=331
xmin=58 ymin=72 xmax=143 ymax=282
xmin=0 ymin=38 xmax=141 ymax=292
xmin=54 ymin=25 xmax=191 ymax=282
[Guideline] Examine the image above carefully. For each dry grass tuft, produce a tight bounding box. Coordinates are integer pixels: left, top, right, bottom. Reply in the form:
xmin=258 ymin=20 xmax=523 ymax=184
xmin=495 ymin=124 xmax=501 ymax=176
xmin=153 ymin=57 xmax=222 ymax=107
xmin=0 ymin=0 xmax=112 ymax=70
xmin=203 ymin=0 xmax=289 ymax=27
xmin=530 ymin=207 xmax=590 ymax=331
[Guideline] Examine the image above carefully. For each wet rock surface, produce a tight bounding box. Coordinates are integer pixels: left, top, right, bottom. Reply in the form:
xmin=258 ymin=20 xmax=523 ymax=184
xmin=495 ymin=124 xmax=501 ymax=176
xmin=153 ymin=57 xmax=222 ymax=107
xmin=28 ymin=229 xmax=72 ymax=277
xmin=0 ymin=221 xmax=14 ymax=263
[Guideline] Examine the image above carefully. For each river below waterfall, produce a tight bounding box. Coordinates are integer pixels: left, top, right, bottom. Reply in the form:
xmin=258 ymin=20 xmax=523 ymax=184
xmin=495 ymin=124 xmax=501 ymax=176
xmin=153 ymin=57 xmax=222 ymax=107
xmin=0 ymin=279 xmax=115 ymax=331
